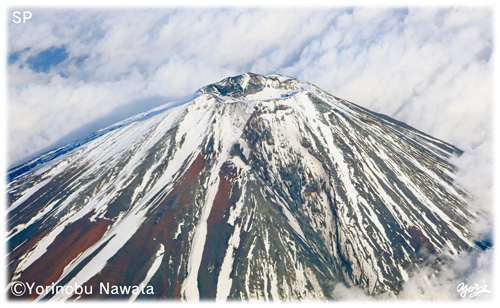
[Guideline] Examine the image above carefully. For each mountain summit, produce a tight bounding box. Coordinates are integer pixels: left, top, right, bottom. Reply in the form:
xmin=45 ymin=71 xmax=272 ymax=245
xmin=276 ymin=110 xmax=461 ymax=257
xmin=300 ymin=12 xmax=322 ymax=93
xmin=7 ymin=73 xmax=475 ymax=301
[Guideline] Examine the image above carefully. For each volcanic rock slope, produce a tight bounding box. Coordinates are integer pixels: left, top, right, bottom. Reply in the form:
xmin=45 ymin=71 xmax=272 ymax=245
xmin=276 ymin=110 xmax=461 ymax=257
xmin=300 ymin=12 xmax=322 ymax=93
xmin=7 ymin=73 xmax=474 ymax=301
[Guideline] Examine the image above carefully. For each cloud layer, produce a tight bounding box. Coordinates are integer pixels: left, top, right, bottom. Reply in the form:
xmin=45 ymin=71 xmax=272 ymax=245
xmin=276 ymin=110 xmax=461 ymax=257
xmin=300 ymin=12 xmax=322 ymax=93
xmin=8 ymin=8 xmax=492 ymax=163
xmin=7 ymin=6 xmax=493 ymax=300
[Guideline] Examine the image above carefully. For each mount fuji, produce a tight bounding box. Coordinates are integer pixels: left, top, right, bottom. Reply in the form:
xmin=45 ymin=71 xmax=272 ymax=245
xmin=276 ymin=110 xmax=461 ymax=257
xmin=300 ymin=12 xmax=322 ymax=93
xmin=7 ymin=73 xmax=476 ymax=301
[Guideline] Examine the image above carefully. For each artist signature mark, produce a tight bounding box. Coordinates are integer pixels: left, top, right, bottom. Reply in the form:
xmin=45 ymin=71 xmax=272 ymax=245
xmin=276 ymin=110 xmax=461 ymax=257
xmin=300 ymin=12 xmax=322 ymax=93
xmin=457 ymin=280 xmax=491 ymax=298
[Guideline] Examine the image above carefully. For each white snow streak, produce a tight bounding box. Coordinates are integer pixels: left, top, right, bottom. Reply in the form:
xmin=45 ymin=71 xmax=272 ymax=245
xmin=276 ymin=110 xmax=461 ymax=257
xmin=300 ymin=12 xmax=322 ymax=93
xmin=216 ymin=224 xmax=241 ymax=302
xmin=129 ymin=244 xmax=165 ymax=302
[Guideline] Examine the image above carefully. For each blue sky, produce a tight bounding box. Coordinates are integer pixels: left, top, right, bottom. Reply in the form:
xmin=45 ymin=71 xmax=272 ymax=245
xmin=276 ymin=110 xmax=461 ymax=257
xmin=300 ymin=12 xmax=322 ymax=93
xmin=5 ymin=5 xmax=494 ymax=299
xmin=25 ymin=46 xmax=69 ymax=73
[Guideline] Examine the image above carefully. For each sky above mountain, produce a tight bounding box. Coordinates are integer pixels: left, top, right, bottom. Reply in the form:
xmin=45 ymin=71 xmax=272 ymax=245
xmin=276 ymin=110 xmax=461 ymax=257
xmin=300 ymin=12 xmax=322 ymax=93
xmin=5 ymin=4 xmax=494 ymax=300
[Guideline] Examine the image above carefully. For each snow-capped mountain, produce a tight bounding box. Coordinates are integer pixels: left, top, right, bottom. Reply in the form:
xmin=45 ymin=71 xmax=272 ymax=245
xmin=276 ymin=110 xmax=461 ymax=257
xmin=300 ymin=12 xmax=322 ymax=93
xmin=7 ymin=73 xmax=475 ymax=301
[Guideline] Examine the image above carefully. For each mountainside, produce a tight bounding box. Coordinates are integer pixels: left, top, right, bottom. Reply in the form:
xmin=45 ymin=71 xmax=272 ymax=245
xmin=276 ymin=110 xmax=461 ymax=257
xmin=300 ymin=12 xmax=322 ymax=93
xmin=7 ymin=73 xmax=475 ymax=301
